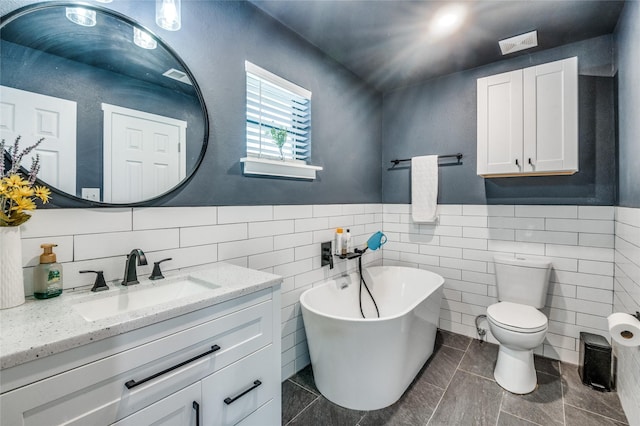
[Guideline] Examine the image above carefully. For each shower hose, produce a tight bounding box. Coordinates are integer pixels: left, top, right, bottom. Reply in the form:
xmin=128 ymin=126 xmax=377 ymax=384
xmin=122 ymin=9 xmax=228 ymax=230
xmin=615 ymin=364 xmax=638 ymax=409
xmin=357 ymin=254 xmax=380 ymax=319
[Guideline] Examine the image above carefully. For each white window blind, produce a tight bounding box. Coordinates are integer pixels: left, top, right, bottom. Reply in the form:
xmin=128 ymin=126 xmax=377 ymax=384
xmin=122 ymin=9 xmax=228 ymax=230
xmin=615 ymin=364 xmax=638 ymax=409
xmin=245 ymin=61 xmax=311 ymax=162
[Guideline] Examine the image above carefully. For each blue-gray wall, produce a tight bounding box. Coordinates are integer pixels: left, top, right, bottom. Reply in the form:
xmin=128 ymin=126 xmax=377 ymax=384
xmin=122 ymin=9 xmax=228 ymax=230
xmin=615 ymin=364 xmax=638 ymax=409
xmin=382 ymin=35 xmax=617 ymax=205
xmin=2 ymin=1 xmax=630 ymax=208
xmin=1 ymin=0 xmax=383 ymax=207
xmin=615 ymin=0 xmax=640 ymax=208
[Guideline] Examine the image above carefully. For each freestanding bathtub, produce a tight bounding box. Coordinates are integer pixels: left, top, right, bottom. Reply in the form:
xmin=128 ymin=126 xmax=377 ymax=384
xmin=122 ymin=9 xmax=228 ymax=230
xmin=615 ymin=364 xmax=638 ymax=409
xmin=299 ymin=265 xmax=444 ymax=410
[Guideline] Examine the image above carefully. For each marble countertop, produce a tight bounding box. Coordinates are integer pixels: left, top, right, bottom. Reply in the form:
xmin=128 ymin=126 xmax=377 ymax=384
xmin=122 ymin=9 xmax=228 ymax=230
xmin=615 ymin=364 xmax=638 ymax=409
xmin=0 ymin=263 xmax=282 ymax=370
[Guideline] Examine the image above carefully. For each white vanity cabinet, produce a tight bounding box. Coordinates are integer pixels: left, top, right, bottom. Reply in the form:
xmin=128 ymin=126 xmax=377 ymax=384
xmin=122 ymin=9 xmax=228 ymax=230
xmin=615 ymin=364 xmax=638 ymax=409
xmin=0 ymin=287 xmax=281 ymax=426
xmin=477 ymin=56 xmax=578 ymax=177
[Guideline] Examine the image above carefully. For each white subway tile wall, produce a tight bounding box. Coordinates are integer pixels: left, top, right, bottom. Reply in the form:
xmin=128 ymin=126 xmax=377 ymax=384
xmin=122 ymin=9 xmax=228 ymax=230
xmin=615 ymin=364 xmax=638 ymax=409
xmin=382 ymin=204 xmax=616 ymax=364
xmin=17 ymin=204 xmax=635 ymax=381
xmin=613 ymin=207 xmax=640 ymax=421
xmin=19 ymin=205 xmax=384 ymax=381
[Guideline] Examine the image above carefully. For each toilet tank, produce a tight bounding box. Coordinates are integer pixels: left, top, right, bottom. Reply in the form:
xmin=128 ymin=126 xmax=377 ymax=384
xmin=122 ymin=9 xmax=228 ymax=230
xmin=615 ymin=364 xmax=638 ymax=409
xmin=494 ymin=256 xmax=552 ymax=308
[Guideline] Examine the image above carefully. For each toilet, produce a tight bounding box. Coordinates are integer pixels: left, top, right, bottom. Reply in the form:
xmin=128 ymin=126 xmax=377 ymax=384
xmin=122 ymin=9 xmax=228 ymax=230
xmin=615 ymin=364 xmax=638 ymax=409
xmin=487 ymin=255 xmax=552 ymax=394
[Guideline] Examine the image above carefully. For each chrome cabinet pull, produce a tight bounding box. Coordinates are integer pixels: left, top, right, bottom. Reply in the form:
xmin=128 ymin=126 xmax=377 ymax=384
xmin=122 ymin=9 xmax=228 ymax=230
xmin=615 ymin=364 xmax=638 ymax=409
xmin=125 ymin=345 xmax=220 ymax=389
xmin=223 ymin=380 xmax=262 ymax=405
xmin=193 ymin=401 xmax=200 ymax=426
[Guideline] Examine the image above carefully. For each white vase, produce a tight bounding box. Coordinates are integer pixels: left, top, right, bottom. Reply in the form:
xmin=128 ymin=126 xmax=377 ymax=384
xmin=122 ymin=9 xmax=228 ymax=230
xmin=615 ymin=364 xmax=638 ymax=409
xmin=0 ymin=226 xmax=25 ymax=310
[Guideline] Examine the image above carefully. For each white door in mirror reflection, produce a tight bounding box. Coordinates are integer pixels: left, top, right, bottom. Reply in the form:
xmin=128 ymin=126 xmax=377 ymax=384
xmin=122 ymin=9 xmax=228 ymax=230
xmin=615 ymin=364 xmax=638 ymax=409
xmin=102 ymin=104 xmax=187 ymax=203
xmin=0 ymin=86 xmax=77 ymax=194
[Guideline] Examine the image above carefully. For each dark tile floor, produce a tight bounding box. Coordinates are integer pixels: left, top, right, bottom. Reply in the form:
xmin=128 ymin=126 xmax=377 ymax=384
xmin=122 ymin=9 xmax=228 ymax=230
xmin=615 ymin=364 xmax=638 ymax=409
xmin=282 ymin=330 xmax=629 ymax=426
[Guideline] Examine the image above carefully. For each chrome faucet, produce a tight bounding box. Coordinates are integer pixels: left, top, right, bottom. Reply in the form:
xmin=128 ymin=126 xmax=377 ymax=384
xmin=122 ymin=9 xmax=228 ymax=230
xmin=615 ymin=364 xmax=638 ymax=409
xmin=122 ymin=249 xmax=148 ymax=286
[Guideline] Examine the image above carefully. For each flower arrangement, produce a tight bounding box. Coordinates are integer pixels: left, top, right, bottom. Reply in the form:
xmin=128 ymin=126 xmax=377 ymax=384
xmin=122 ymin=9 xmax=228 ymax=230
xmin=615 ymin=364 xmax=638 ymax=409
xmin=269 ymin=125 xmax=289 ymax=160
xmin=0 ymin=136 xmax=51 ymax=227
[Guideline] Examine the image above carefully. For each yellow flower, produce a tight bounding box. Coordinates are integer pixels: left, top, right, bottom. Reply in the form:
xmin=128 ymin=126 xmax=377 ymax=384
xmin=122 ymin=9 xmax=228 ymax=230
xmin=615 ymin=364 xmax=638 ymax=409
xmin=34 ymin=186 xmax=51 ymax=203
xmin=15 ymin=185 xmax=35 ymax=198
xmin=3 ymin=174 xmax=28 ymax=188
xmin=10 ymin=196 xmax=36 ymax=213
xmin=1 ymin=137 xmax=50 ymax=226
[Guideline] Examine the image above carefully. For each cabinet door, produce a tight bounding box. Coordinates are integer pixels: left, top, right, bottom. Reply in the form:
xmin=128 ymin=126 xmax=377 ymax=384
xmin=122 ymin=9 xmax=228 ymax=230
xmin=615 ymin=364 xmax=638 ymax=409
xmin=236 ymin=399 xmax=276 ymax=426
xmin=112 ymin=382 xmax=201 ymax=426
xmin=202 ymin=345 xmax=277 ymax=426
xmin=523 ymin=57 xmax=578 ymax=173
xmin=477 ymin=69 xmax=523 ymax=176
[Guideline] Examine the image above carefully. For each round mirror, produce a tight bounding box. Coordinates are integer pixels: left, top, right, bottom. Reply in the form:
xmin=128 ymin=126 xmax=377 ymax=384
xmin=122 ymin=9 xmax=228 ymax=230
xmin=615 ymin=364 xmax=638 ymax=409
xmin=1 ymin=2 xmax=208 ymax=205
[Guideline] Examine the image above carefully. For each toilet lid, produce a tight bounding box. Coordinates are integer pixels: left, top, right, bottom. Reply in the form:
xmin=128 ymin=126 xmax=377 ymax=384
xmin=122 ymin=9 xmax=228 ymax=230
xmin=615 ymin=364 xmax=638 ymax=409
xmin=487 ymin=302 xmax=548 ymax=333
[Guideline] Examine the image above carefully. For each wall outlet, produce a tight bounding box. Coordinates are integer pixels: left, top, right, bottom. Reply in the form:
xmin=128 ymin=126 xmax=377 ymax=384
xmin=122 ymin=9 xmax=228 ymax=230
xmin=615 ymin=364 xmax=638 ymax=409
xmin=81 ymin=188 xmax=100 ymax=202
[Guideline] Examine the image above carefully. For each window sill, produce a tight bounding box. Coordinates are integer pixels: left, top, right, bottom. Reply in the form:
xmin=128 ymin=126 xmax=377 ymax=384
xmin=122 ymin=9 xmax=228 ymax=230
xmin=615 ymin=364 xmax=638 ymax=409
xmin=240 ymin=157 xmax=323 ymax=180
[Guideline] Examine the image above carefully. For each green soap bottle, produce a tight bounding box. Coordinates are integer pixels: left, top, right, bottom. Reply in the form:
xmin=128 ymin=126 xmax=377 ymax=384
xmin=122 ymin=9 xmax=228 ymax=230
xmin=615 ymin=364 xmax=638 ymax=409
xmin=34 ymin=243 xmax=63 ymax=299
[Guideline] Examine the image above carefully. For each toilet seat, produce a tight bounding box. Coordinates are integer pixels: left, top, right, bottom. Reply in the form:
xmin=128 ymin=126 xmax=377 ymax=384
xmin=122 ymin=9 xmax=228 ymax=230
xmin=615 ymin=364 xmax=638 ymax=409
xmin=487 ymin=302 xmax=547 ymax=333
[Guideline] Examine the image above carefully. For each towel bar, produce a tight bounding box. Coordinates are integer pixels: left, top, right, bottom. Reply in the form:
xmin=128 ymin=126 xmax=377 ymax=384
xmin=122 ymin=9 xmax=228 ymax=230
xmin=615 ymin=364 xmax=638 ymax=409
xmin=390 ymin=153 xmax=463 ymax=166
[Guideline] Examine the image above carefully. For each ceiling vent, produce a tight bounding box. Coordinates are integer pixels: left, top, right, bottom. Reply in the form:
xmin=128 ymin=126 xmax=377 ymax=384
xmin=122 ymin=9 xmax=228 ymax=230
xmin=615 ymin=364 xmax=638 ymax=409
xmin=163 ymin=68 xmax=192 ymax=85
xmin=499 ymin=30 xmax=538 ymax=55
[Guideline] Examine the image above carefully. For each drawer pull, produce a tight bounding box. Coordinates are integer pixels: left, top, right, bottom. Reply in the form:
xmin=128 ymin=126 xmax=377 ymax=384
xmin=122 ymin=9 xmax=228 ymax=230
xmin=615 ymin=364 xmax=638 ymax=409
xmin=224 ymin=380 xmax=262 ymax=405
xmin=125 ymin=345 xmax=221 ymax=389
xmin=193 ymin=401 xmax=200 ymax=426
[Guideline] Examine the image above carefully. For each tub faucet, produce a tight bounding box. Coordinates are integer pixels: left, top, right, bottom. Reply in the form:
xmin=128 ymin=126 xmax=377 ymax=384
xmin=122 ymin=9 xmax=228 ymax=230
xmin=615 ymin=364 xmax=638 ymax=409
xmin=122 ymin=249 xmax=148 ymax=286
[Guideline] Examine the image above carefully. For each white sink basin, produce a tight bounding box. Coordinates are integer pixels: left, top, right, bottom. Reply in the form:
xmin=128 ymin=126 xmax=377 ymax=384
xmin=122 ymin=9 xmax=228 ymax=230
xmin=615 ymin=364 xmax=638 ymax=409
xmin=72 ymin=276 xmax=219 ymax=321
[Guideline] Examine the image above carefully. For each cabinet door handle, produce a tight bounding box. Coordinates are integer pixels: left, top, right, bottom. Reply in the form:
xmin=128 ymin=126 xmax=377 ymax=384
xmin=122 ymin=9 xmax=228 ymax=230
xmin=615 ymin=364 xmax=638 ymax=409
xmin=193 ymin=401 xmax=200 ymax=426
xmin=515 ymin=159 xmax=519 ymax=167
xmin=528 ymin=158 xmax=533 ymax=165
xmin=125 ymin=345 xmax=220 ymax=389
xmin=223 ymin=380 xmax=262 ymax=405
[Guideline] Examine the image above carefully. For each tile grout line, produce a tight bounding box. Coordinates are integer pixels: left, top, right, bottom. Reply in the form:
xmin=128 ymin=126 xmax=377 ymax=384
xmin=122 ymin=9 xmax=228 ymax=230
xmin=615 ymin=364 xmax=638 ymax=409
xmin=283 ymin=378 xmax=320 ymax=425
xmin=284 ymin=380 xmax=320 ymax=426
xmin=288 ymin=376 xmax=320 ymax=397
xmin=559 ymin=361 xmax=567 ymax=426
xmin=424 ymin=337 xmax=471 ymax=425
xmin=455 ymin=367 xmax=495 ymax=382
xmin=564 ymin=402 xmax=630 ymax=425
xmin=495 ymin=388 xmax=505 ymax=426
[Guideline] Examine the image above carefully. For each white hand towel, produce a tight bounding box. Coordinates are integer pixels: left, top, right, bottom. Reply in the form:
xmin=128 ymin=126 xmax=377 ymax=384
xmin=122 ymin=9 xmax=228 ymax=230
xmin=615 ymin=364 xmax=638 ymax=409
xmin=411 ymin=155 xmax=438 ymax=223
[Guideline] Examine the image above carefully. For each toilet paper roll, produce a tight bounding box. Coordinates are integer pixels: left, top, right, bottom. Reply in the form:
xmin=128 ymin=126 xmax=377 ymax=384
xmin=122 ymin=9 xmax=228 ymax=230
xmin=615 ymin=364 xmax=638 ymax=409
xmin=607 ymin=313 xmax=640 ymax=347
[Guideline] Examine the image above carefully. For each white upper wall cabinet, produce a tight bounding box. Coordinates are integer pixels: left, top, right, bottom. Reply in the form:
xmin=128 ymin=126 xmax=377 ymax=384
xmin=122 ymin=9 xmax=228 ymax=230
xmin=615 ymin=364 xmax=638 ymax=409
xmin=477 ymin=57 xmax=578 ymax=177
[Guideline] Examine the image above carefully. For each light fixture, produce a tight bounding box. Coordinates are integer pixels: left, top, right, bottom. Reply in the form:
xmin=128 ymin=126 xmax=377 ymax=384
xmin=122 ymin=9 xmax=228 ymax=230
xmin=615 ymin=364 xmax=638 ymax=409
xmin=499 ymin=31 xmax=538 ymax=55
xmin=66 ymin=7 xmax=97 ymax=27
xmin=133 ymin=27 xmax=157 ymax=50
xmin=429 ymin=4 xmax=467 ymax=39
xmin=156 ymin=0 xmax=181 ymax=31
xmin=94 ymin=0 xmax=113 ymax=3
xmin=163 ymin=68 xmax=193 ymax=85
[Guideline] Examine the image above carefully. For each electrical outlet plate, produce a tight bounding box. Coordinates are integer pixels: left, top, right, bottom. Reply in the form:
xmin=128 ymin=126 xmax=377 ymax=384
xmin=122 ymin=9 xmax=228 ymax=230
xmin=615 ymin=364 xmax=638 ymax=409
xmin=81 ymin=188 xmax=100 ymax=201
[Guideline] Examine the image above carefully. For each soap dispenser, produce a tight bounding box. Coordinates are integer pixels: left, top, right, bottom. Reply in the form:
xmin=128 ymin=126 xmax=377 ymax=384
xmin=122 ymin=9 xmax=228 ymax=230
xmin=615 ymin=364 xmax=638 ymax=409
xmin=34 ymin=244 xmax=63 ymax=299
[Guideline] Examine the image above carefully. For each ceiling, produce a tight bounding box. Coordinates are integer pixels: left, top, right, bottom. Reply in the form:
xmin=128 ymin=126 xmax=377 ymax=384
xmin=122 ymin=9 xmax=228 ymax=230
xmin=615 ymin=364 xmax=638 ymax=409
xmin=249 ymin=0 xmax=626 ymax=92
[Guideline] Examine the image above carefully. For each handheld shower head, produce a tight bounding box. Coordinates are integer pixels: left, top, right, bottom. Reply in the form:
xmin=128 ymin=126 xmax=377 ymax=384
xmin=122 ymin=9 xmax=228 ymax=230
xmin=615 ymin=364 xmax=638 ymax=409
xmin=366 ymin=231 xmax=387 ymax=251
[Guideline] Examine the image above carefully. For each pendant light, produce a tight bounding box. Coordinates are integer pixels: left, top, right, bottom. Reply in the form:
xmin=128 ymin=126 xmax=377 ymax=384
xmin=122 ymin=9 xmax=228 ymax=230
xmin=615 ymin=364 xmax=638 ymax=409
xmin=156 ymin=0 xmax=181 ymax=31
xmin=133 ymin=27 xmax=157 ymax=50
xmin=65 ymin=7 xmax=96 ymax=27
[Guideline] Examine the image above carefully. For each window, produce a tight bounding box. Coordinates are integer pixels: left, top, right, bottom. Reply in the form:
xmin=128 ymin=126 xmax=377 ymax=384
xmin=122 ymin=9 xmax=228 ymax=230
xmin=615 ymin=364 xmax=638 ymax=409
xmin=242 ymin=61 xmax=322 ymax=179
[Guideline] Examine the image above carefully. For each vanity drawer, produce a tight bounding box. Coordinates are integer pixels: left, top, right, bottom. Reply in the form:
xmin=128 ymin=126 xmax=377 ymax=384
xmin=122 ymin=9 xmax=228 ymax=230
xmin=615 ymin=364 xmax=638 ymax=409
xmin=202 ymin=344 xmax=276 ymax=426
xmin=112 ymin=382 xmax=201 ymax=426
xmin=0 ymin=299 xmax=273 ymax=426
